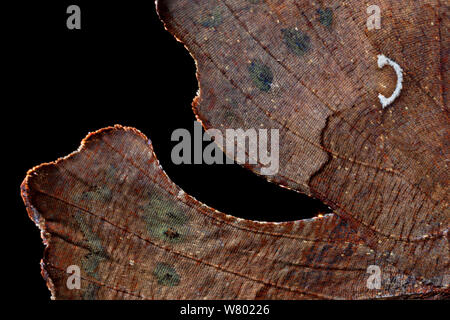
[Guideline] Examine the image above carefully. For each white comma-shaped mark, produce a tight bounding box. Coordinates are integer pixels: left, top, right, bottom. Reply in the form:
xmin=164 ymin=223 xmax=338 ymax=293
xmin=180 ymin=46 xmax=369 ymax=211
xmin=377 ymin=54 xmax=404 ymax=109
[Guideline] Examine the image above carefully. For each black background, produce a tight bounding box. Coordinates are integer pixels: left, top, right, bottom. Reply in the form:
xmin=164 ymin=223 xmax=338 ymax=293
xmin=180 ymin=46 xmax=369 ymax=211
xmin=10 ymin=0 xmax=326 ymax=302
xmin=6 ymin=0 xmax=448 ymax=312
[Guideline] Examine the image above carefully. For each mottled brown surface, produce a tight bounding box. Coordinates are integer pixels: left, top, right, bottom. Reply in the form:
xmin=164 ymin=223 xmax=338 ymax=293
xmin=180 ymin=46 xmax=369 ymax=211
xmin=22 ymin=0 xmax=449 ymax=299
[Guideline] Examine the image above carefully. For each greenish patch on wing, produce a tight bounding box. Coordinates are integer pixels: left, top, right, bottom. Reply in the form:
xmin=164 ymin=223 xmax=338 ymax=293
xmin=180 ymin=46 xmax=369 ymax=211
xmin=318 ymin=8 xmax=333 ymax=27
xmin=281 ymin=28 xmax=311 ymax=56
xmin=79 ymin=186 xmax=112 ymax=202
xmin=153 ymin=263 xmax=181 ymax=286
xmin=74 ymin=212 xmax=109 ymax=299
xmin=248 ymin=60 xmax=273 ymax=92
xmin=198 ymin=8 xmax=223 ymax=27
xmin=83 ymin=283 xmax=101 ymax=300
xmin=140 ymin=192 xmax=189 ymax=243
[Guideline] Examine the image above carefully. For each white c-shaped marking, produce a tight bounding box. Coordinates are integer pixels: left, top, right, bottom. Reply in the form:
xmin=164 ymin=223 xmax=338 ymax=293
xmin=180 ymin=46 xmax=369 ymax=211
xmin=377 ymin=54 xmax=403 ymax=109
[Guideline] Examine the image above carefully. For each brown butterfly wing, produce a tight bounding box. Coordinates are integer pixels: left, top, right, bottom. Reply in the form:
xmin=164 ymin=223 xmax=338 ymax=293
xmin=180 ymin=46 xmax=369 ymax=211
xmin=22 ymin=0 xmax=449 ymax=299
xmin=22 ymin=125 xmax=448 ymax=299
xmin=157 ymin=0 xmax=449 ymax=282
